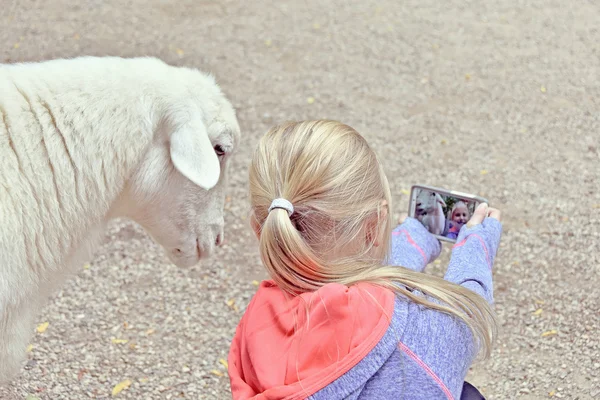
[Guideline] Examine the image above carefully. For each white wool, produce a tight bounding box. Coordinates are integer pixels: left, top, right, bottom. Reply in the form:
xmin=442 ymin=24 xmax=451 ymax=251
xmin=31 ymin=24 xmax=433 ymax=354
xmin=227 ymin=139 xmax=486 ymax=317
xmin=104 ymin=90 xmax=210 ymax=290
xmin=0 ymin=56 xmax=240 ymax=382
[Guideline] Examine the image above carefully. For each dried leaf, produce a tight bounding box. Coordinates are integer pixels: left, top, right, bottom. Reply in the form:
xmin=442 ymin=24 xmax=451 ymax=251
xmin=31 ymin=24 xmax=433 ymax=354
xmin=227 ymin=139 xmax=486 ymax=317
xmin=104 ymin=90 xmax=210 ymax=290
xmin=533 ymin=308 xmax=543 ymax=316
xmin=540 ymin=85 xmax=547 ymax=93
xmin=226 ymin=299 xmax=238 ymax=312
xmin=465 ymin=73 xmax=471 ymax=80
xmin=264 ymin=39 xmax=272 ymax=47
xmin=440 ymin=139 xmax=447 ymax=145
xmin=36 ymin=322 xmax=49 ymax=334
xmin=535 ymin=299 xmax=544 ymax=305
xmin=112 ymin=379 xmax=132 ymax=396
xmin=13 ymin=42 xmax=20 ymax=49
xmin=26 ymin=344 xmax=33 ymax=352
xmin=78 ymin=368 xmax=88 ymax=381
xmin=111 ymin=338 xmax=128 ymax=345
xmin=175 ymin=48 xmax=184 ymax=56
xmin=210 ymin=369 xmax=224 ymax=376
xmin=83 ymin=263 xmax=90 ymax=269
xmin=252 ymin=280 xmax=260 ymax=286
xmin=312 ymin=22 xmax=321 ymax=30
xmin=434 ymin=260 xmax=441 ymax=265
xmin=561 ymin=216 xmax=569 ymax=222
xmin=593 ymin=204 xmax=600 ymax=209
xmin=541 ymin=329 xmax=557 ymax=337
xmin=480 ymin=170 xmax=489 ymax=175
xmin=145 ymin=329 xmax=155 ymax=336
xmin=219 ymin=358 xmax=228 ymax=369
xmin=73 ymin=33 xmax=80 ymax=40
xmin=129 ymin=342 xmax=137 ymax=350
xmin=400 ymin=189 xmax=410 ymax=195
xmin=549 ymin=390 xmax=556 ymax=396
xmin=306 ymin=97 xmax=315 ymax=104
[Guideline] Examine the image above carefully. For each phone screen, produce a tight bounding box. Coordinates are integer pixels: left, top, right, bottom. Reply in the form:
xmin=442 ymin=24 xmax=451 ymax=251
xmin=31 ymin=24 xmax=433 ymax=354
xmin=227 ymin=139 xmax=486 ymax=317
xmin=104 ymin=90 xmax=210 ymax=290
xmin=410 ymin=187 xmax=484 ymax=241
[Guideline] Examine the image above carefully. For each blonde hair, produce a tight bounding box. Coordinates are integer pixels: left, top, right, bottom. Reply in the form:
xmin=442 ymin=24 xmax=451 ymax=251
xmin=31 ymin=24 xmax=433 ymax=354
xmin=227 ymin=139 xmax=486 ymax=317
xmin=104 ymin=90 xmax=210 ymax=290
xmin=249 ymin=120 xmax=497 ymax=358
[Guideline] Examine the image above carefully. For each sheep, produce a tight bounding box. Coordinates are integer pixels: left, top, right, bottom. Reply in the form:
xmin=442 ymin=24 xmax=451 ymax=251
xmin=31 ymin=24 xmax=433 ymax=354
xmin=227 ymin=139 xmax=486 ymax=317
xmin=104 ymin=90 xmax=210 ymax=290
xmin=415 ymin=190 xmax=446 ymax=235
xmin=0 ymin=56 xmax=240 ymax=383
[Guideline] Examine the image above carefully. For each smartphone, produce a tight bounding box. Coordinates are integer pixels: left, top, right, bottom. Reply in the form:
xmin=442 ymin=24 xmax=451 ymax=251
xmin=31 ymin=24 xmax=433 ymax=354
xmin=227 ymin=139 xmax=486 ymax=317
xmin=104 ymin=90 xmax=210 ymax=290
xmin=408 ymin=184 xmax=488 ymax=243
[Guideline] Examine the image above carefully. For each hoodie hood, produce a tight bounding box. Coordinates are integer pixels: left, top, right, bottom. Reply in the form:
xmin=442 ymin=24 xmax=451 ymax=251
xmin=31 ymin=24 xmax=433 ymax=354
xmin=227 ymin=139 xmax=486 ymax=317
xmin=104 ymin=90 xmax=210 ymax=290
xmin=228 ymin=280 xmax=395 ymax=400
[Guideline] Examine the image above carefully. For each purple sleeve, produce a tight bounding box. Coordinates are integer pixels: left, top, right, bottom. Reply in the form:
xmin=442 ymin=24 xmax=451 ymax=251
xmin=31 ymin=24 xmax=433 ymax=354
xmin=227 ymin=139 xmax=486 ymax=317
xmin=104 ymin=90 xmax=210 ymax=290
xmin=389 ymin=217 xmax=442 ymax=272
xmin=444 ymin=217 xmax=503 ymax=304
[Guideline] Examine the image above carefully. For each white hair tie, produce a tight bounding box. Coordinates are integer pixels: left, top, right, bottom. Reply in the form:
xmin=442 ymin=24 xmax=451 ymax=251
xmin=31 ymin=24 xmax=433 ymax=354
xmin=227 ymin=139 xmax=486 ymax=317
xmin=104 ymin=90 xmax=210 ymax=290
xmin=268 ymin=198 xmax=294 ymax=217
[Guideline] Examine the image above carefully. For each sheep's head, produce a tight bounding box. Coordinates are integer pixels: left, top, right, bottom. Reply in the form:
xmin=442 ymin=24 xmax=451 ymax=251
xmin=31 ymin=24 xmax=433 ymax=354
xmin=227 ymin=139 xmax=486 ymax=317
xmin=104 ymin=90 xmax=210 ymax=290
xmin=122 ymin=78 xmax=240 ymax=267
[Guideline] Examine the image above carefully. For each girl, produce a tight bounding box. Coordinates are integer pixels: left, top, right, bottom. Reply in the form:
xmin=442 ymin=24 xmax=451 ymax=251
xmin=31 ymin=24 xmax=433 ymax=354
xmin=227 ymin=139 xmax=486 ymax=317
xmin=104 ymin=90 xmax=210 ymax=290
xmin=446 ymin=201 xmax=472 ymax=240
xmin=228 ymin=120 xmax=502 ymax=400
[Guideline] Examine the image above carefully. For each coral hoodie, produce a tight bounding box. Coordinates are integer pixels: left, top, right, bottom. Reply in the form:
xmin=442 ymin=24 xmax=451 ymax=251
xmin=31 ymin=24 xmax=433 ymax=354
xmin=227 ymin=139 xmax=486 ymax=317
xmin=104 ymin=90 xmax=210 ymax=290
xmin=229 ymin=217 xmax=502 ymax=400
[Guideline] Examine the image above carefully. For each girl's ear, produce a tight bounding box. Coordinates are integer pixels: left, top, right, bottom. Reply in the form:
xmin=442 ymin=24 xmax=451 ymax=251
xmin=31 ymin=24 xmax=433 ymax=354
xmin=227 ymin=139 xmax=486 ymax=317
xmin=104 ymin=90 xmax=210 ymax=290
xmin=250 ymin=212 xmax=261 ymax=240
xmin=366 ymin=200 xmax=388 ymax=247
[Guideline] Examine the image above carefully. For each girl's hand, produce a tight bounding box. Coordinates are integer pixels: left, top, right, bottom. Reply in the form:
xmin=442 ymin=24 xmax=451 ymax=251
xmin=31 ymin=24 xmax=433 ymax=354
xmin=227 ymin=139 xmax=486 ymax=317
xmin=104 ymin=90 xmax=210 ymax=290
xmin=466 ymin=203 xmax=501 ymax=228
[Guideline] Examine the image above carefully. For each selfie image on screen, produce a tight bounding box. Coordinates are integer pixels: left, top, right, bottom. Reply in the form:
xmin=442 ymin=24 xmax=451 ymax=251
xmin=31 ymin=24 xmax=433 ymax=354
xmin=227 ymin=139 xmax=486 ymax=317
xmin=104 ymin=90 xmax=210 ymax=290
xmin=414 ymin=189 xmax=479 ymax=239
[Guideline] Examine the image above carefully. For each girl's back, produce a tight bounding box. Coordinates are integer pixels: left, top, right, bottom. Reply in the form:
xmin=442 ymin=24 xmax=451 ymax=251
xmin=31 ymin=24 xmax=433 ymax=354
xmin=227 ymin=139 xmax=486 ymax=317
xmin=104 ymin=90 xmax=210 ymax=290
xmin=229 ymin=120 xmax=502 ymax=400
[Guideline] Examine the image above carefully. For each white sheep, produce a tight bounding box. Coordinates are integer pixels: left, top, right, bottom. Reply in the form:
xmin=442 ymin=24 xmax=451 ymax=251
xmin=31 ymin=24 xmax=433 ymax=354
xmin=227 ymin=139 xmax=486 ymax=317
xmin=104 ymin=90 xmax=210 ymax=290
xmin=0 ymin=56 xmax=240 ymax=383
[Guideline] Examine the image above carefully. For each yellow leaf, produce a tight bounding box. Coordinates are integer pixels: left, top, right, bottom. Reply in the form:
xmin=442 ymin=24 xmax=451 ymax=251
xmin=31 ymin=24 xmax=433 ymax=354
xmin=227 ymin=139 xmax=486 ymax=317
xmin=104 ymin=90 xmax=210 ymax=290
xmin=83 ymin=263 xmax=90 ymax=269
xmin=112 ymin=379 xmax=132 ymax=396
xmin=36 ymin=322 xmax=49 ymax=334
xmin=252 ymin=280 xmax=260 ymax=286
xmin=440 ymin=139 xmax=447 ymax=145
xmin=312 ymin=22 xmax=321 ymax=30
xmin=540 ymin=85 xmax=547 ymax=93
xmin=210 ymin=369 xmax=224 ymax=376
xmin=480 ymin=169 xmax=489 ymax=175
xmin=226 ymin=299 xmax=235 ymax=307
xmin=26 ymin=344 xmax=33 ymax=353
xmin=13 ymin=42 xmax=20 ymax=49
xmin=533 ymin=308 xmax=543 ymax=316
xmin=219 ymin=358 xmax=228 ymax=369
xmin=541 ymin=329 xmax=557 ymax=337
xmin=400 ymin=189 xmax=410 ymax=195
xmin=561 ymin=216 xmax=569 ymax=222
xmin=434 ymin=260 xmax=441 ymax=265
xmin=264 ymin=39 xmax=272 ymax=47
xmin=593 ymin=204 xmax=600 ymax=209
xmin=175 ymin=48 xmax=184 ymax=56
xmin=111 ymin=338 xmax=128 ymax=345
xmin=306 ymin=97 xmax=315 ymax=104
xmin=549 ymin=390 xmax=556 ymax=397
xmin=465 ymin=73 xmax=471 ymax=80
xmin=535 ymin=299 xmax=544 ymax=305
xmin=129 ymin=342 xmax=137 ymax=350
xmin=145 ymin=329 xmax=155 ymax=335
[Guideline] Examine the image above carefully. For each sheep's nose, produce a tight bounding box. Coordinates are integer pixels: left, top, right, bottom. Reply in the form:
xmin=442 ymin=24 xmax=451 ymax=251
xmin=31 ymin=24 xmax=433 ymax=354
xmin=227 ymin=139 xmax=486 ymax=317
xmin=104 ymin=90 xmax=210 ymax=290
xmin=215 ymin=232 xmax=224 ymax=247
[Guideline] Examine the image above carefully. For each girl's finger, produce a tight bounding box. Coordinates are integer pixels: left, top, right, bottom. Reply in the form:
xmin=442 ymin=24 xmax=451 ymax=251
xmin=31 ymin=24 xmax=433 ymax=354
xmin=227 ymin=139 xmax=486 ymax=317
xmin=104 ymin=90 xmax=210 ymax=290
xmin=398 ymin=213 xmax=408 ymax=224
xmin=487 ymin=207 xmax=501 ymax=221
xmin=466 ymin=203 xmax=489 ymax=228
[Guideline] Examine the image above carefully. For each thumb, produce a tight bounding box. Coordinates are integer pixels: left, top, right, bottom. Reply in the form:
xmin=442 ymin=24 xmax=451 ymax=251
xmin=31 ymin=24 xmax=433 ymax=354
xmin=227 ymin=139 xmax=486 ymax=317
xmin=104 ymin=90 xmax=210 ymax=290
xmin=466 ymin=203 xmax=489 ymax=228
xmin=398 ymin=212 xmax=409 ymax=225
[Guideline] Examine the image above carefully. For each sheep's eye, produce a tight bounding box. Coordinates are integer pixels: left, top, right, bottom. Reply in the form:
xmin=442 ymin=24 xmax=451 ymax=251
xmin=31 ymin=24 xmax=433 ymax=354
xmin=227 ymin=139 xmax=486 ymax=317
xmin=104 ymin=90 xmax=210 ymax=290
xmin=214 ymin=144 xmax=226 ymax=157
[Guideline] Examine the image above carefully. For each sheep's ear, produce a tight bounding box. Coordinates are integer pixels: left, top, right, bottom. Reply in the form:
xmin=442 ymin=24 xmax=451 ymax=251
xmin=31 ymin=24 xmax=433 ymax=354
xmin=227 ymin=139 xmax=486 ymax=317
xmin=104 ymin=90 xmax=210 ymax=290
xmin=170 ymin=125 xmax=220 ymax=190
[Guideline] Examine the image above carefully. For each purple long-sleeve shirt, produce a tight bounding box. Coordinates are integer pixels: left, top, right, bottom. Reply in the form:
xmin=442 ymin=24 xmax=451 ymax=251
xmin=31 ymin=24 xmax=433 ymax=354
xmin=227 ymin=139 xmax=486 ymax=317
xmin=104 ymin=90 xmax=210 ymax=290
xmin=308 ymin=216 xmax=502 ymax=400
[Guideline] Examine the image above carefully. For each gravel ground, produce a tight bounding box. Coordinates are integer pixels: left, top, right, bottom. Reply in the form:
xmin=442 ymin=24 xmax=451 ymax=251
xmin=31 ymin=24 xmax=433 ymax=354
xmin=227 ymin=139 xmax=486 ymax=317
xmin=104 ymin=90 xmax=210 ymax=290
xmin=1 ymin=0 xmax=599 ymax=399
